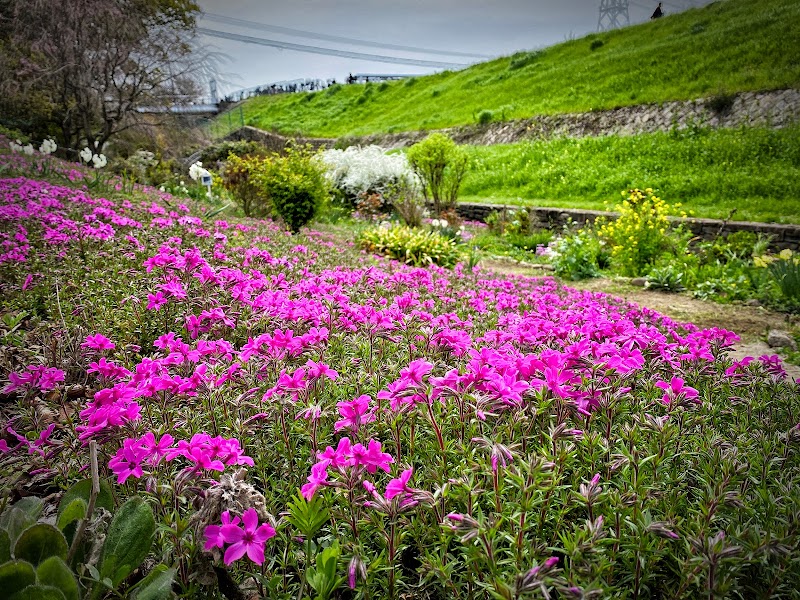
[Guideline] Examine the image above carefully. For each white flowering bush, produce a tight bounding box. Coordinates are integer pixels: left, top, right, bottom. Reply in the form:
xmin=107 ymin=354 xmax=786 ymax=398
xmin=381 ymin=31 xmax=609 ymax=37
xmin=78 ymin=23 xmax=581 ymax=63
xmin=321 ymin=145 xmax=418 ymax=209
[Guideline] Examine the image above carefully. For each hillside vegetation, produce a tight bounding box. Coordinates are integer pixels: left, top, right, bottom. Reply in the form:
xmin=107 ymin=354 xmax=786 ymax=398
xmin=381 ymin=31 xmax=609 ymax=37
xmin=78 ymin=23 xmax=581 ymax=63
xmin=227 ymin=0 xmax=800 ymax=138
xmin=460 ymin=125 xmax=800 ymax=223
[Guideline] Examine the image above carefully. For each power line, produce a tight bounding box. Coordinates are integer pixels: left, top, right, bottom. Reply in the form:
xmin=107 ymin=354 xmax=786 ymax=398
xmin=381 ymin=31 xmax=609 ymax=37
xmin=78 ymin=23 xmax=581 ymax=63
xmin=196 ymin=27 xmax=470 ymax=69
xmin=202 ymin=13 xmax=491 ymax=60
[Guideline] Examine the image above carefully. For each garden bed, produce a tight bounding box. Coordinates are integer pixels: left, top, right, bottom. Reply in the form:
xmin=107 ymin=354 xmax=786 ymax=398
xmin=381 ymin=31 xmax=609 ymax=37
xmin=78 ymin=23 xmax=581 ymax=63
xmin=1 ymin=152 xmax=799 ymax=599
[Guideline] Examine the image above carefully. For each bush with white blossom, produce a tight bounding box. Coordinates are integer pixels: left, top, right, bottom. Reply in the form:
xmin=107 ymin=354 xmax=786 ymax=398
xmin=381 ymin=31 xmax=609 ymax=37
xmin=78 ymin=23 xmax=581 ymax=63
xmin=321 ymin=145 xmax=418 ymax=206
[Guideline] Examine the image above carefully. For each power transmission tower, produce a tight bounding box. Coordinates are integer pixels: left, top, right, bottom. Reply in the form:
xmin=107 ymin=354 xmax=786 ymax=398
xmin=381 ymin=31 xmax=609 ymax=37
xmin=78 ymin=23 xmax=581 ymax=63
xmin=597 ymin=0 xmax=630 ymax=31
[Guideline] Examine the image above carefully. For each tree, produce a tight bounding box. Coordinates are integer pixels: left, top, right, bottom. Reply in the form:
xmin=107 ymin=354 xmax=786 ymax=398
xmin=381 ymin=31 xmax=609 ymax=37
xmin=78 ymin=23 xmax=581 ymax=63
xmin=0 ymin=0 xmax=205 ymax=156
xmin=406 ymin=133 xmax=468 ymax=216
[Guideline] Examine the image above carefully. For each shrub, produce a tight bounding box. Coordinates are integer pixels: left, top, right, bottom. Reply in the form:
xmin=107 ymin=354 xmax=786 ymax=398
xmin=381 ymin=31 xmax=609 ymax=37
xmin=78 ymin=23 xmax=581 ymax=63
xmin=551 ymin=228 xmax=603 ymax=280
xmin=597 ymin=188 xmax=677 ymax=277
xmin=320 ymin=145 xmax=418 ymax=211
xmin=406 ymin=133 xmax=468 ymax=216
xmin=707 ymin=92 xmax=736 ymax=115
xmin=263 ymin=145 xmax=330 ymax=233
xmin=222 ymin=153 xmax=273 ymax=218
xmin=384 ymin=179 xmax=426 ymax=228
xmin=476 ymin=110 xmax=493 ymax=125
xmin=646 ymin=264 xmax=687 ymax=292
xmin=590 ymin=39 xmax=604 ymax=51
xmin=486 ymin=207 xmax=540 ymax=236
xmin=358 ymin=224 xmax=464 ymax=267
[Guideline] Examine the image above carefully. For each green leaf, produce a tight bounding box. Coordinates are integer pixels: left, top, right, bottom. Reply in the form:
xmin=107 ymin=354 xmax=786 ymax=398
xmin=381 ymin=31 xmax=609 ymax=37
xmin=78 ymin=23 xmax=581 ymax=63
xmin=37 ymin=557 xmax=79 ymax=600
xmin=2 ymin=508 xmax=36 ymax=546
xmin=286 ymin=493 xmax=329 ymax=539
xmin=307 ymin=542 xmax=343 ymax=600
xmin=0 ymin=529 xmax=11 ymax=564
xmin=56 ymin=499 xmax=87 ymax=534
xmin=0 ymin=559 xmax=37 ymax=594
xmin=95 ymin=496 xmax=155 ymax=596
xmin=9 ymin=584 xmax=67 ymax=600
xmin=14 ymin=524 xmax=68 ymax=565
xmin=9 ymin=498 xmax=44 ymax=522
xmin=57 ymin=479 xmax=114 ymax=518
xmin=129 ymin=564 xmax=176 ymax=600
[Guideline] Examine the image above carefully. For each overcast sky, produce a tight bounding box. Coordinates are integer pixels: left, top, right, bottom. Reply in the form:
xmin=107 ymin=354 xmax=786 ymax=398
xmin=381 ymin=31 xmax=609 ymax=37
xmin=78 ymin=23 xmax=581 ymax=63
xmin=195 ymin=0 xmax=709 ymax=97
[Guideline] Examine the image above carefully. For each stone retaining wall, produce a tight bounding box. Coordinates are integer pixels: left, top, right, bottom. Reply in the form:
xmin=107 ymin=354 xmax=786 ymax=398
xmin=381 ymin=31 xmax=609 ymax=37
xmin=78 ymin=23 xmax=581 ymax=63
xmin=454 ymin=202 xmax=800 ymax=250
xmin=363 ymin=88 xmax=800 ymax=148
xmin=227 ymin=88 xmax=799 ymax=150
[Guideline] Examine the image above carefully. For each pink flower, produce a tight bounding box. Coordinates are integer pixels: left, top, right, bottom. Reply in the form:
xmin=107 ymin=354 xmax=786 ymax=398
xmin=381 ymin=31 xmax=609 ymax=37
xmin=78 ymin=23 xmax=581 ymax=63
xmin=220 ymin=508 xmax=276 ymax=565
xmin=81 ymin=333 xmax=115 ymax=351
xmin=203 ymin=511 xmax=241 ymax=550
xmin=759 ymin=355 xmax=787 ymax=379
xmin=317 ymin=437 xmax=353 ymax=469
xmin=355 ymin=439 xmax=394 ymax=474
xmin=146 ymin=291 xmax=168 ymax=311
xmin=109 ymin=438 xmax=148 ymax=484
xmin=399 ymin=359 xmax=433 ymax=386
xmin=385 ymin=468 xmax=414 ymax=500
xmin=655 ymin=377 xmax=699 ymax=405
xmin=306 ymin=360 xmax=338 ymax=381
xmin=334 ymin=395 xmax=375 ymax=432
xmin=301 ymin=460 xmax=330 ymax=500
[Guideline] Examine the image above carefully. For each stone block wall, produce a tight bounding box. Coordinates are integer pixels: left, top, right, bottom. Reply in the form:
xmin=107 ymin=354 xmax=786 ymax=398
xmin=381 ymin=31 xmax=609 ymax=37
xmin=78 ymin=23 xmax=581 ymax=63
xmin=452 ymin=202 xmax=800 ymax=250
xmin=227 ymin=88 xmax=799 ymax=151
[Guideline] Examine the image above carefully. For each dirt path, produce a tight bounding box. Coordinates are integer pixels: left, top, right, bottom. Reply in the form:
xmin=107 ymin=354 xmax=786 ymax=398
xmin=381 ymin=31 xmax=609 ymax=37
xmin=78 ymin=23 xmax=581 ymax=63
xmin=481 ymin=259 xmax=800 ymax=379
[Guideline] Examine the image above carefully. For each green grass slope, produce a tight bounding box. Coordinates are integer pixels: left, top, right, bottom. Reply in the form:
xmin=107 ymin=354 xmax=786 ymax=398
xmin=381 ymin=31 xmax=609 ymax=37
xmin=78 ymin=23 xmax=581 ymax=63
xmin=227 ymin=0 xmax=800 ymax=138
xmin=459 ymin=125 xmax=800 ymax=223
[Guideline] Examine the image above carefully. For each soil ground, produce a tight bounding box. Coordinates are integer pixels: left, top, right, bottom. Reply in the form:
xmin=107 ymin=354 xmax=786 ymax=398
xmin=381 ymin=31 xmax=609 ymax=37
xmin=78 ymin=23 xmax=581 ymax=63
xmin=481 ymin=259 xmax=800 ymax=379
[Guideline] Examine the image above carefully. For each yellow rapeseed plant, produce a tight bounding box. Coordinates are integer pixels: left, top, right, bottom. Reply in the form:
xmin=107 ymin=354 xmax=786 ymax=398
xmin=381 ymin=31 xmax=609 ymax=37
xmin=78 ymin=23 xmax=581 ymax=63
xmin=597 ymin=188 xmax=675 ymax=276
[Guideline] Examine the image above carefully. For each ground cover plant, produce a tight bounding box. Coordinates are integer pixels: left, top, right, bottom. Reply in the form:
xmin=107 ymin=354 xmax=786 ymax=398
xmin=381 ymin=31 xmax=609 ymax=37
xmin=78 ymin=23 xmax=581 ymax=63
xmin=219 ymin=0 xmax=800 ymax=138
xmin=459 ymin=125 xmax=800 ymax=224
xmin=1 ymin=148 xmax=800 ymax=599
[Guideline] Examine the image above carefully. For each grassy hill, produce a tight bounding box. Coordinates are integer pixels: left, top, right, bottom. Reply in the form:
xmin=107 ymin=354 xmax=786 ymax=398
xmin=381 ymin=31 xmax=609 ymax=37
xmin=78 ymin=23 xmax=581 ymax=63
xmin=225 ymin=0 xmax=800 ymax=138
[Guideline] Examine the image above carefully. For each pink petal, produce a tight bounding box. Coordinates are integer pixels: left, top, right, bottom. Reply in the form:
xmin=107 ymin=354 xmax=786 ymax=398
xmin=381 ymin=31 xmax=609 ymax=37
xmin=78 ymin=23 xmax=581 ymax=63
xmin=224 ymin=542 xmax=248 ymax=565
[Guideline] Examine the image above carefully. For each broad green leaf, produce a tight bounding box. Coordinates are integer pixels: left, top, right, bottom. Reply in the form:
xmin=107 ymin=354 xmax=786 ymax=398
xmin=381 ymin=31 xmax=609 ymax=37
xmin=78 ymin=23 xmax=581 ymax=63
xmin=0 ymin=559 xmax=36 ymax=595
xmin=3 ymin=508 xmax=36 ymax=546
xmin=14 ymin=524 xmax=68 ymax=565
xmin=95 ymin=496 xmax=155 ymax=596
xmin=37 ymin=557 xmax=79 ymax=600
xmin=9 ymin=498 xmax=44 ymax=522
xmin=56 ymin=499 xmax=87 ymax=533
xmin=9 ymin=584 xmax=67 ymax=600
xmin=58 ymin=479 xmax=114 ymax=518
xmin=129 ymin=564 xmax=176 ymax=600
